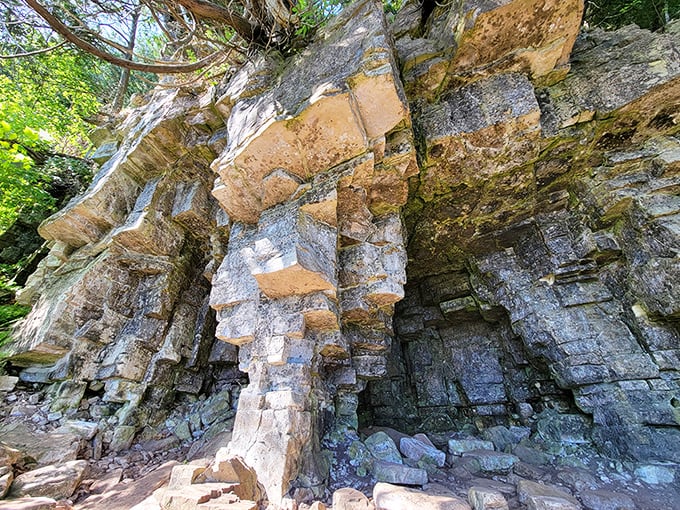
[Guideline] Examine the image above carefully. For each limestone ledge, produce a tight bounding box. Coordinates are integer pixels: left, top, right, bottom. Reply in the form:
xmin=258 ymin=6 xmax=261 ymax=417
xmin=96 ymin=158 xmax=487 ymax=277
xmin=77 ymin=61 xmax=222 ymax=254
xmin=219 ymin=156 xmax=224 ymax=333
xmin=210 ymin=0 xmax=412 ymax=224
xmin=396 ymin=0 xmax=584 ymax=99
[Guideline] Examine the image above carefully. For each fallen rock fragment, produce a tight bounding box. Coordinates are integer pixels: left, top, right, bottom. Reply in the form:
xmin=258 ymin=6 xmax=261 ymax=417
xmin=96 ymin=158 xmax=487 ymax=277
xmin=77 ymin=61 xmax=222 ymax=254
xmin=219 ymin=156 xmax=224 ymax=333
xmin=9 ymin=460 xmax=88 ymax=500
xmin=468 ymin=486 xmax=509 ymax=510
xmin=517 ymin=480 xmax=581 ymax=510
xmin=372 ymin=460 xmax=428 ymax=485
xmin=364 ymin=432 xmax=402 ymax=465
xmin=373 ymin=482 xmax=471 ymax=510
xmin=448 ymin=439 xmax=495 ymax=456
xmin=0 ymin=467 xmax=14 ymax=498
xmin=462 ymin=451 xmax=518 ymax=474
xmin=399 ymin=437 xmax=446 ymax=467
xmin=0 ymin=376 xmax=18 ymax=392
xmin=332 ymin=487 xmax=374 ymax=510
xmin=578 ymin=489 xmax=635 ymax=510
xmin=0 ymin=496 xmax=57 ymax=510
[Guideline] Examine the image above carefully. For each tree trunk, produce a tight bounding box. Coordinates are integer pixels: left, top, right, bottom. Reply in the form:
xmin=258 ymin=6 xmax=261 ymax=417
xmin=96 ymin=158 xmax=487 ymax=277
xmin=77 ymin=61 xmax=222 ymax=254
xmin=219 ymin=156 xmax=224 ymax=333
xmin=112 ymin=5 xmax=141 ymax=112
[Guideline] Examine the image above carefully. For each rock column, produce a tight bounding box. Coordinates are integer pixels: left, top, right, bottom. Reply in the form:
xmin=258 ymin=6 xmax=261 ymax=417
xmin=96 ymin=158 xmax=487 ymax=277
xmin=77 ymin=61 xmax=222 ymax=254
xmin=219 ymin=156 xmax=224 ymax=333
xmin=207 ymin=0 xmax=416 ymax=503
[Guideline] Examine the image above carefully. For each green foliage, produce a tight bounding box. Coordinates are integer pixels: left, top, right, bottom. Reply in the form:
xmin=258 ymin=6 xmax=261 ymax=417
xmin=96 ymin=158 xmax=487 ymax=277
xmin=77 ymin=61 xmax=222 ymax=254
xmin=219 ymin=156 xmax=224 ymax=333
xmin=0 ymin=99 xmax=57 ymax=232
xmin=585 ymin=0 xmax=680 ymax=31
xmin=0 ymin=45 xmax=102 ymax=232
xmin=0 ymin=277 xmax=29 ymax=352
xmin=383 ymin=0 xmax=405 ymax=16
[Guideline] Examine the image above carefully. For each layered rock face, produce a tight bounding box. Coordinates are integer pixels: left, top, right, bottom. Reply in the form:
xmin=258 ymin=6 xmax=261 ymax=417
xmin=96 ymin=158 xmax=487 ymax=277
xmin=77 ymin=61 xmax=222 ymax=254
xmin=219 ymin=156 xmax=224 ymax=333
xmin=368 ymin=5 xmax=680 ymax=466
xmin=207 ymin=2 xmax=415 ymax=503
xmin=4 ymin=0 xmax=680 ymax=505
xmin=7 ymin=88 xmax=243 ymax=451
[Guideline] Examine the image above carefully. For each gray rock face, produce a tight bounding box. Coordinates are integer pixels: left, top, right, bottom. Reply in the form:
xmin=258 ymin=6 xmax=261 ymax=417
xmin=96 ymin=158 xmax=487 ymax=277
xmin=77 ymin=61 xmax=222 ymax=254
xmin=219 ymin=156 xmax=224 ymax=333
xmin=367 ymin=15 xmax=680 ymax=470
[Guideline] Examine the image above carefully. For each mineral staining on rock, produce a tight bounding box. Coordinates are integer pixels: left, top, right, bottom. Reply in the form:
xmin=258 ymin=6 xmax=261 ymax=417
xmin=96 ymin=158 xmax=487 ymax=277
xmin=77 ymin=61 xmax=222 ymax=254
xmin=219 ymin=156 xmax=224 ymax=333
xmin=3 ymin=0 xmax=680 ymax=506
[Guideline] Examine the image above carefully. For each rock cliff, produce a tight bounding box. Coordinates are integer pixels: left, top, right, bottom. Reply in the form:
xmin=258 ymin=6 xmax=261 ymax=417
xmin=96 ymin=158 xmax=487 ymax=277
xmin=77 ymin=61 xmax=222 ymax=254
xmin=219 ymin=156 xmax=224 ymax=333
xmin=2 ymin=0 xmax=679 ymax=507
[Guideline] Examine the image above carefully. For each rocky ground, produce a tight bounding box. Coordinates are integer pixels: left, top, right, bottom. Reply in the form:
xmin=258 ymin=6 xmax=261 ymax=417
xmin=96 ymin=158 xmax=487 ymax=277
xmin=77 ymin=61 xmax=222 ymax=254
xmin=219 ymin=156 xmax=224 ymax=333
xmin=1 ymin=378 xmax=678 ymax=510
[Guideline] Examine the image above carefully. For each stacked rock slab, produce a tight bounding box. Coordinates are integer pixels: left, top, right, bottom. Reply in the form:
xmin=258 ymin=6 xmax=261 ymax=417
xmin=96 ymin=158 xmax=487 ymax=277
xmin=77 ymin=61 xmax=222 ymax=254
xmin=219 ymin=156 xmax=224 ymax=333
xmin=369 ymin=1 xmax=680 ymax=465
xmin=207 ymin=0 xmax=415 ymax=505
xmin=4 ymin=87 xmax=238 ymax=452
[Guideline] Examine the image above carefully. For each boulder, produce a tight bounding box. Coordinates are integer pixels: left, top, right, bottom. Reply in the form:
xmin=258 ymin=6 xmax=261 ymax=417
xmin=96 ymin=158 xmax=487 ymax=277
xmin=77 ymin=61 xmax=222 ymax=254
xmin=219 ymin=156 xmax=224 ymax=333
xmin=373 ymin=482 xmax=471 ymax=510
xmin=332 ymin=487 xmax=374 ymax=510
xmin=517 ymin=480 xmax=580 ymax=510
xmin=0 ymin=423 xmax=79 ymax=467
xmin=0 ymin=375 xmax=18 ymax=392
xmin=372 ymin=460 xmax=428 ymax=486
xmin=399 ymin=437 xmax=446 ymax=467
xmin=462 ymin=451 xmax=518 ymax=474
xmin=364 ymin=432 xmax=402 ymax=465
xmin=9 ymin=460 xmax=88 ymax=499
xmin=634 ymin=464 xmax=676 ymax=484
xmin=468 ymin=486 xmax=509 ymax=510
xmin=449 ymin=439 xmax=495 ymax=456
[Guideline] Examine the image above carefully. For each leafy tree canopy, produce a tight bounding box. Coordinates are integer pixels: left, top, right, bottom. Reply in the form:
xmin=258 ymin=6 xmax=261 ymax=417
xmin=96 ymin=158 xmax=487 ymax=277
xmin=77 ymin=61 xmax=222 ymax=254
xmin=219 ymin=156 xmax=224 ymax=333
xmin=0 ymin=39 xmax=102 ymax=232
xmin=586 ymin=0 xmax=680 ymax=31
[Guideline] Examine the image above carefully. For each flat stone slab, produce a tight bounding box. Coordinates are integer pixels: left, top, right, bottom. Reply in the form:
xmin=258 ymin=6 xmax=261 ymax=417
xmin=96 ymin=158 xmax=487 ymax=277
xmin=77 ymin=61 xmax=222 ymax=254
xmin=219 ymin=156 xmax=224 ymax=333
xmin=462 ymin=451 xmax=518 ymax=473
xmin=579 ymin=489 xmax=635 ymax=510
xmin=372 ymin=460 xmax=428 ymax=486
xmin=9 ymin=460 xmax=88 ymax=499
xmin=374 ymin=482 xmax=471 ymax=510
xmin=0 ymin=497 xmax=57 ymax=510
xmin=449 ymin=438 xmax=495 ymax=456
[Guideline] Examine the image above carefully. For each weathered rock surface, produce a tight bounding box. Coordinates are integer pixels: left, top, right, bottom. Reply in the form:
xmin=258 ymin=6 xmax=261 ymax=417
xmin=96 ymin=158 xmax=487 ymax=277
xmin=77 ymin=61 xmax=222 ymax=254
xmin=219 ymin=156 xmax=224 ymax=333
xmin=2 ymin=0 xmax=680 ymax=506
xmin=208 ymin=0 xmax=415 ymax=505
xmin=332 ymin=487 xmax=374 ymax=510
xmin=398 ymin=0 xmax=583 ymax=97
xmin=9 ymin=460 xmax=88 ymax=499
xmin=468 ymin=486 xmax=509 ymax=510
xmin=373 ymin=482 xmax=471 ymax=510
xmin=367 ymin=14 xmax=680 ymax=473
xmin=0 ymin=497 xmax=58 ymax=510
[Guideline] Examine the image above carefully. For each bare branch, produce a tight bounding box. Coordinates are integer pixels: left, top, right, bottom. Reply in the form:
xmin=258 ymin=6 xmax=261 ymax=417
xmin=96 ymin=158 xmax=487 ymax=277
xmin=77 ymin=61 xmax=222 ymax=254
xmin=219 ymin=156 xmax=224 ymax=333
xmin=0 ymin=40 xmax=66 ymax=58
xmin=22 ymin=0 xmax=223 ymax=73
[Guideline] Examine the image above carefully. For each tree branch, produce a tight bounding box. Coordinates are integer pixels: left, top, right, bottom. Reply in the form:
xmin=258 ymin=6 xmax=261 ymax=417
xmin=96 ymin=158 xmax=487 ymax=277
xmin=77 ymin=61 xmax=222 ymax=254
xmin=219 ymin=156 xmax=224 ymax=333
xmin=22 ymin=0 xmax=225 ymax=73
xmin=172 ymin=0 xmax=262 ymax=42
xmin=0 ymin=40 xmax=66 ymax=58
